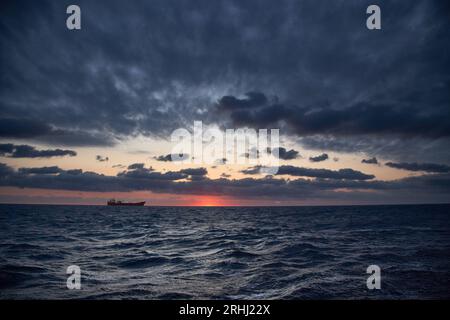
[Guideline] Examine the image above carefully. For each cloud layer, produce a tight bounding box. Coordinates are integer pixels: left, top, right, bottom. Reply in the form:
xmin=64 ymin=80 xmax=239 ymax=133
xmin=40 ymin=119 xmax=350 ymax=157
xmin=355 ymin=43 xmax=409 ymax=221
xmin=385 ymin=162 xmax=450 ymax=173
xmin=1 ymin=163 xmax=449 ymax=203
xmin=1 ymin=0 xmax=449 ymax=158
xmin=0 ymin=144 xmax=76 ymax=158
xmin=242 ymin=165 xmax=375 ymax=181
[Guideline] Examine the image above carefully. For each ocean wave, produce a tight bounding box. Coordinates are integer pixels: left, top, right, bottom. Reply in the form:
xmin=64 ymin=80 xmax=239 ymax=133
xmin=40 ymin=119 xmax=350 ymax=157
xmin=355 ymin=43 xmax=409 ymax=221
xmin=0 ymin=204 xmax=449 ymax=299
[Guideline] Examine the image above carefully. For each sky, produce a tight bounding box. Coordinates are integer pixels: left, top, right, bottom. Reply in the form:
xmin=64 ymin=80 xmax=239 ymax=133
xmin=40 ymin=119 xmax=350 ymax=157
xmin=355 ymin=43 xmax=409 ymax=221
xmin=0 ymin=0 xmax=449 ymax=205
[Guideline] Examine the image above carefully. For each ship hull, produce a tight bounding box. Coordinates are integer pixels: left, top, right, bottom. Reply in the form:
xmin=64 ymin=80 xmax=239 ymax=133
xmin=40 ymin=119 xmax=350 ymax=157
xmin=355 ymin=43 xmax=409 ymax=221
xmin=107 ymin=201 xmax=145 ymax=206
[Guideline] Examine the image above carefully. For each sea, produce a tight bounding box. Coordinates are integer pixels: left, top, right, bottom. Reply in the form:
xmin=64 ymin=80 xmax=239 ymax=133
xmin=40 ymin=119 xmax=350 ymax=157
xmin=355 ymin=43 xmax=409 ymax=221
xmin=0 ymin=204 xmax=449 ymax=299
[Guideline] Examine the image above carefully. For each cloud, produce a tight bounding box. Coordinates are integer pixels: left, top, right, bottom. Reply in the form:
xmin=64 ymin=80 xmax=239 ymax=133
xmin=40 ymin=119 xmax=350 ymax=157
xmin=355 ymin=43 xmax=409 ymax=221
xmin=96 ymin=155 xmax=109 ymax=162
xmin=121 ymin=165 xmax=207 ymax=181
xmin=40 ymin=129 xmax=116 ymax=147
xmin=0 ymin=0 xmax=448 ymax=156
xmin=231 ymin=102 xmax=450 ymax=139
xmin=242 ymin=147 xmax=299 ymax=161
xmin=309 ymin=153 xmax=328 ymax=162
xmin=241 ymin=166 xmax=263 ymax=175
xmin=65 ymin=169 xmax=83 ymax=175
xmin=385 ymin=162 xmax=450 ymax=173
xmin=16 ymin=166 xmax=83 ymax=175
xmin=127 ymin=163 xmax=146 ymax=170
xmin=299 ymin=135 xmax=450 ymax=164
xmin=0 ymin=119 xmax=116 ymax=147
xmin=214 ymin=158 xmax=227 ymax=165
xmin=0 ymin=163 xmax=15 ymax=176
xmin=0 ymin=143 xmax=76 ymax=158
xmin=278 ymin=165 xmax=374 ymax=180
xmin=155 ymin=153 xmax=189 ymax=162
xmin=273 ymin=147 xmax=299 ymax=160
xmin=362 ymin=157 xmax=378 ymax=164
xmin=118 ymin=166 xmax=186 ymax=181
xmin=242 ymin=165 xmax=375 ymax=180
xmin=0 ymin=118 xmax=53 ymax=138
xmin=180 ymin=168 xmax=208 ymax=176
xmin=0 ymin=144 xmax=14 ymax=154
xmin=1 ymin=163 xmax=449 ymax=203
xmin=18 ymin=166 xmax=63 ymax=175
xmin=120 ymin=164 xmax=208 ymax=181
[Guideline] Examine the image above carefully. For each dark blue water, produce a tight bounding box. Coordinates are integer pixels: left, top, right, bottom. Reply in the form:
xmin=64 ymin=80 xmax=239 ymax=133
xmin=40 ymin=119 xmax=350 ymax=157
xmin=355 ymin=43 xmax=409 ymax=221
xmin=0 ymin=204 xmax=449 ymax=299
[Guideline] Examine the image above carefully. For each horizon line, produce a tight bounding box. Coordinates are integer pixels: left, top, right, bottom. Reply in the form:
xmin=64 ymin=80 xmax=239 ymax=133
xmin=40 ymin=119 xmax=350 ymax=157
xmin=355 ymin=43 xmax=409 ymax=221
xmin=0 ymin=202 xmax=449 ymax=207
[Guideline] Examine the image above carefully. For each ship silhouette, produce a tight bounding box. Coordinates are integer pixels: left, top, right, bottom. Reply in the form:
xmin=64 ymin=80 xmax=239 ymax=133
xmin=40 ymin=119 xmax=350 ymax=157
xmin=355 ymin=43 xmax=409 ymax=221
xmin=107 ymin=199 xmax=145 ymax=206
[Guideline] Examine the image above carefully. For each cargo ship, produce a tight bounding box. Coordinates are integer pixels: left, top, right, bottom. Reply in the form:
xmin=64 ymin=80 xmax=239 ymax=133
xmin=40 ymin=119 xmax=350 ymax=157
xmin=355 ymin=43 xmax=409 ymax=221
xmin=107 ymin=199 xmax=145 ymax=206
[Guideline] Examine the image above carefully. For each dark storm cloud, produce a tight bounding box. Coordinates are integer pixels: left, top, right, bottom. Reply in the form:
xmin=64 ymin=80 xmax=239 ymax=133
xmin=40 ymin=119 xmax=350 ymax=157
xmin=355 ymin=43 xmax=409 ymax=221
xmin=241 ymin=165 xmax=375 ymax=181
xmin=66 ymin=169 xmax=83 ymax=175
xmin=118 ymin=166 xmax=186 ymax=181
xmin=1 ymin=163 xmax=449 ymax=203
xmin=240 ymin=166 xmax=262 ymax=175
xmin=96 ymin=155 xmax=109 ymax=162
xmin=180 ymin=168 xmax=208 ymax=176
xmin=155 ymin=153 xmax=190 ymax=162
xmin=39 ymin=129 xmax=117 ymax=147
xmin=243 ymin=147 xmax=299 ymax=160
xmin=117 ymin=164 xmax=208 ymax=182
xmin=272 ymin=147 xmax=299 ymax=160
xmin=0 ymin=143 xmax=76 ymax=158
xmin=127 ymin=163 xmax=145 ymax=170
xmin=0 ymin=144 xmax=14 ymax=154
xmin=0 ymin=0 xmax=448 ymax=158
xmin=16 ymin=166 xmax=82 ymax=175
xmin=299 ymin=136 xmax=450 ymax=164
xmin=277 ymin=165 xmax=375 ymax=181
xmin=223 ymin=101 xmax=450 ymax=138
xmin=362 ymin=157 xmax=378 ymax=164
xmin=155 ymin=154 xmax=174 ymax=162
xmin=385 ymin=162 xmax=450 ymax=173
xmin=0 ymin=119 xmax=115 ymax=147
xmin=18 ymin=166 xmax=63 ymax=175
xmin=0 ymin=118 xmax=53 ymax=138
xmin=241 ymin=147 xmax=300 ymax=161
xmin=309 ymin=153 xmax=328 ymax=162
xmin=0 ymin=163 xmax=14 ymax=176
